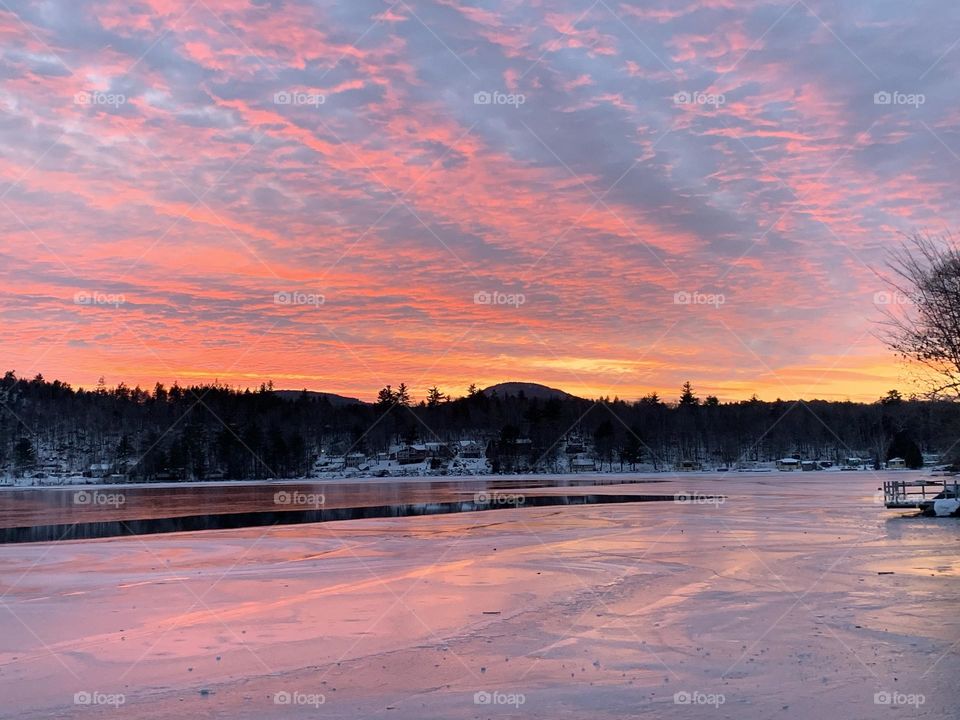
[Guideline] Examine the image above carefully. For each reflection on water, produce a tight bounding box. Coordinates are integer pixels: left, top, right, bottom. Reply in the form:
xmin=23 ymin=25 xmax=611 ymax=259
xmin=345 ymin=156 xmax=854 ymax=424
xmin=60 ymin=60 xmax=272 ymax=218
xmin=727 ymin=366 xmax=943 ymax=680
xmin=0 ymin=477 xmax=685 ymax=542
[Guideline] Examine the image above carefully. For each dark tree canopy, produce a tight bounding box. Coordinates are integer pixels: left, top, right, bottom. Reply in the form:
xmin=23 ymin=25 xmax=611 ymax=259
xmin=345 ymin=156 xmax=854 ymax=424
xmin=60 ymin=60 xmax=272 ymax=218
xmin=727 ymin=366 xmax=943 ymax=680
xmin=1 ymin=370 xmax=957 ymax=480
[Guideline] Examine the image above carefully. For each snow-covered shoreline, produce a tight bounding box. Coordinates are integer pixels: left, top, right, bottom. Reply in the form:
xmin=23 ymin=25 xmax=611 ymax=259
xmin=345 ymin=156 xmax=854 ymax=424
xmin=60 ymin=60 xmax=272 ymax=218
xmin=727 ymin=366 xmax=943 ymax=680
xmin=0 ymin=462 xmax=910 ymax=492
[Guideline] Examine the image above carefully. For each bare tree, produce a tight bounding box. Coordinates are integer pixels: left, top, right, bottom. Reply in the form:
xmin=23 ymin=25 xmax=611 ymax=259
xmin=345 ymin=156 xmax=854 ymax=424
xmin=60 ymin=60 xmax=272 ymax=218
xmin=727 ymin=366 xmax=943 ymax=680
xmin=878 ymin=232 xmax=960 ymax=399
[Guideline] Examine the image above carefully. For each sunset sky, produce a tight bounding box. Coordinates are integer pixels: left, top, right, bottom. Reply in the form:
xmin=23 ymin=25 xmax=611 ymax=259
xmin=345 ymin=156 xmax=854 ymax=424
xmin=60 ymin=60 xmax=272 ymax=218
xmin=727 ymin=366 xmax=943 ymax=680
xmin=2 ymin=0 xmax=958 ymax=402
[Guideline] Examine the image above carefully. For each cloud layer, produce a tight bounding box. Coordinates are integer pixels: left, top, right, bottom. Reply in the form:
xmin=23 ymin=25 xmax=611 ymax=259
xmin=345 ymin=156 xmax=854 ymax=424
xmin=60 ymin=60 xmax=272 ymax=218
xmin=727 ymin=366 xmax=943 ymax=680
xmin=2 ymin=0 xmax=958 ymax=401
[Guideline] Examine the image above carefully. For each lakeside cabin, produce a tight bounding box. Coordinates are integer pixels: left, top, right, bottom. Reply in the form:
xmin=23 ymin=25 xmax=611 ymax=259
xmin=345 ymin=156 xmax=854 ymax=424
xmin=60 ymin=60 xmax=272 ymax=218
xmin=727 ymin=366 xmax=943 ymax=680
xmin=776 ymin=457 xmax=801 ymax=471
xmin=456 ymin=440 xmax=484 ymax=459
xmin=83 ymin=462 xmax=112 ymax=478
xmin=842 ymin=457 xmax=865 ymax=470
xmin=345 ymin=452 xmax=367 ymax=468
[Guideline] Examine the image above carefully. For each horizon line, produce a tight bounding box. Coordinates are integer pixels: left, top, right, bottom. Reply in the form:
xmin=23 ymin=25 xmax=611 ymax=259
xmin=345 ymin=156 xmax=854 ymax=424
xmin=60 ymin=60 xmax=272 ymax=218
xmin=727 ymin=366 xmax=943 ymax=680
xmin=4 ymin=370 xmax=913 ymax=406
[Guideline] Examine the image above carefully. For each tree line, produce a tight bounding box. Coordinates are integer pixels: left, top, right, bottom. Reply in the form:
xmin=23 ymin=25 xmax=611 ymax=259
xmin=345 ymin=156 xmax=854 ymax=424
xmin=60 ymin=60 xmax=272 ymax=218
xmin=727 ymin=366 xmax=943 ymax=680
xmin=1 ymin=371 xmax=957 ymax=480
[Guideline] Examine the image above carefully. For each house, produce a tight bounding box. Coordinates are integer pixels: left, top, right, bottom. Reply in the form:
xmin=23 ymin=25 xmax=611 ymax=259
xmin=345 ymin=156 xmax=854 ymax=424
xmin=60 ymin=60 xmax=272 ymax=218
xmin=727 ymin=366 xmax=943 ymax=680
xmin=315 ymin=457 xmax=345 ymax=473
xmin=571 ymin=457 xmax=596 ymax=472
xmin=776 ymin=458 xmax=801 ymax=471
xmin=842 ymin=457 xmax=864 ymax=470
xmin=887 ymin=457 xmax=907 ymax=470
xmin=801 ymin=460 xmax=818 ymax=471
xmin=424 ymin=442 xmax=454 ymax=459
xmin=675 ymin=459 xmax=702 ymax=471
xmin=396 ymin=445 xmax=428 ymax=465
xmin=345 ymin=452 xmax=367 ymax=468
xmin=83 ymin=463 xmax=111 ymax=478
xmin=457 ymin=440 xmax=485 ymax=459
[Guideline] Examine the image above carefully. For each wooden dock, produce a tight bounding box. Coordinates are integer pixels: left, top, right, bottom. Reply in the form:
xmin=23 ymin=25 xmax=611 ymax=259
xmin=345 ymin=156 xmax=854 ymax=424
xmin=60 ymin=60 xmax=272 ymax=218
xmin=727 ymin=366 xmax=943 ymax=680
xmin=883 ymin=478 xmax=959 ymax=511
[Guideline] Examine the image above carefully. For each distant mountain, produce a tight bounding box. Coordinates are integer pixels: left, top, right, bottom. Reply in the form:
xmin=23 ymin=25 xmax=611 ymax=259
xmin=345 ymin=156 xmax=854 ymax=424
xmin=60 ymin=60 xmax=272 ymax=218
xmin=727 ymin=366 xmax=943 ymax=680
xmin=274 ymin=389 xmax=366 ymax=406
xmin=275 ymin=384 xmax=578 ymax=405
xmin=481 ymin=382 xmax=577 ymax=401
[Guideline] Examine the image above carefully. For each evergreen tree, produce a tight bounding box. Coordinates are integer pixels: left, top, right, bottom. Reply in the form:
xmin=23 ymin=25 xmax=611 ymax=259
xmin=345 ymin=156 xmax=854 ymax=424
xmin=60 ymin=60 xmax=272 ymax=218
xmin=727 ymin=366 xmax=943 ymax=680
xmin=426 ymin=386 xmax=446 ymax=407
xmin=593 ymin=420 xmax=615 ymax=470
xmin=620 ymin=427 xmax=644 ymax=469
xmin=376 ymin=385 xmax=396 ymax=407
xmin=679 ymin=382 xmax=699 ymax=407
xmin=14 ymin=437 xmax=35 ymax=474
xmin=886 ymin=430 xmax=923 ymax=468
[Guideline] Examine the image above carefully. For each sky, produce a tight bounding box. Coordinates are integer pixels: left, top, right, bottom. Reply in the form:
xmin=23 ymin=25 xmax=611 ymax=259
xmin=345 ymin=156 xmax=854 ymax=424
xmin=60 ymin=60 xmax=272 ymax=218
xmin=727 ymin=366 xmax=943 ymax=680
xmin=1 ymin=0 xmax=958 ymax=403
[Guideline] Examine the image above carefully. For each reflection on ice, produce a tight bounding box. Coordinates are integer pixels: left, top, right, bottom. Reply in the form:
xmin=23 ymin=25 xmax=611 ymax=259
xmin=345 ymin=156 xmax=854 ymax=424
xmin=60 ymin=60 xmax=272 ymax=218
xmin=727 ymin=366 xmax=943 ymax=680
xmin=0 ymin=472 xmax=956 ymax=719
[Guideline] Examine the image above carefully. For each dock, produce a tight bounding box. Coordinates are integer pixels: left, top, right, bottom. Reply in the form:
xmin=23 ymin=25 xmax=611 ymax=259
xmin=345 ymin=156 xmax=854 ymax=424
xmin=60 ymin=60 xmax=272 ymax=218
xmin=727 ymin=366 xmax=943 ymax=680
xmin=883 ymin=477 xmax=960 ymax=514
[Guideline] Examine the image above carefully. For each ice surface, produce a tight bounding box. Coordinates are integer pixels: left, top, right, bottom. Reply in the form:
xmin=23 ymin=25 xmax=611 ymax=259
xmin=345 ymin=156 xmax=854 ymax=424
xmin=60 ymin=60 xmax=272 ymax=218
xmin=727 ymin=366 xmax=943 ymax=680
xmin=0 ymin=472 xmax=956 ymax=719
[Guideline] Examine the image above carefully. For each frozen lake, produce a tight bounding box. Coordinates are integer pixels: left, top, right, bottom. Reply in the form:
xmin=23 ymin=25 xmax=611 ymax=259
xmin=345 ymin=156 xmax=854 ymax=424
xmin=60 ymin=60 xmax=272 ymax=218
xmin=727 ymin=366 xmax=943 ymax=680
xmin=0 ymin=472 xmax=956 ymax=718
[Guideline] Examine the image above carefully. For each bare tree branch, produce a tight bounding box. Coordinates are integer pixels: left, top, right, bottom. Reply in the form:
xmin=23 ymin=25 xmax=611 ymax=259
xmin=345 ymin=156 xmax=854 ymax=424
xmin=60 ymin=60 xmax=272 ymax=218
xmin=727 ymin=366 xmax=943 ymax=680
xmin=877 ymin=232 xmax=960 ymax=400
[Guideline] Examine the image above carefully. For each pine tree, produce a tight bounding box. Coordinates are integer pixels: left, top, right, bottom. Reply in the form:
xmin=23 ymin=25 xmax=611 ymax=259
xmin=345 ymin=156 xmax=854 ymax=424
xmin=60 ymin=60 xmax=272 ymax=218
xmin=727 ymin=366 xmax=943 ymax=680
xmin=620 ymin=426 xmax=644 ymax=469
xmin=14 ymin=436 xmax=35 ymax=474
xmin=376 ymin=385 xmax=396 ymax=407
xmin=426 ymin=386 xmax=446 ymax=407
xmin=679 ymin=381 xmax=699 ymax=407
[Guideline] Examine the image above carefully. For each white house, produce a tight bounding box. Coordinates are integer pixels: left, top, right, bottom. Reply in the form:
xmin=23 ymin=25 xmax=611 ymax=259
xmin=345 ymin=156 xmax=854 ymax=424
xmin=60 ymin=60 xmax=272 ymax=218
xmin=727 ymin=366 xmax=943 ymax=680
xmin=571 ymin=457 xmax=596 ymax=472
xmin=776 ymin=457 xmax=801 ymax=471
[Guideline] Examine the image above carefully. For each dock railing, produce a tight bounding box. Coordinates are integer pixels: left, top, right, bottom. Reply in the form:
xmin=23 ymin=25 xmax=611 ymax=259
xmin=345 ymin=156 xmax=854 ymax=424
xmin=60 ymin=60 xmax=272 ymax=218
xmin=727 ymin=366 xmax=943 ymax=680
xmin=883 ymin=478 xmax=959 ymax=508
